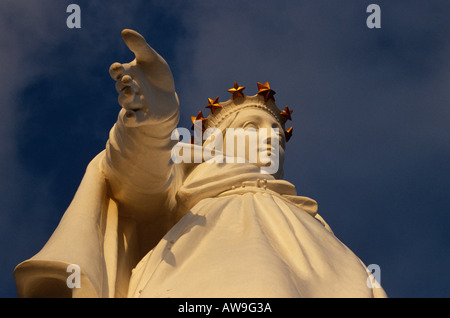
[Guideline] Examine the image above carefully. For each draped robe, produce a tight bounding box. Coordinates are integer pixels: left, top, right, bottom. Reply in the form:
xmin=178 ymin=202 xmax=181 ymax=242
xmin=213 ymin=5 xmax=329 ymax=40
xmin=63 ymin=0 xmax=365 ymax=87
xmin=14 ymin=108 xmax=387 ymax=298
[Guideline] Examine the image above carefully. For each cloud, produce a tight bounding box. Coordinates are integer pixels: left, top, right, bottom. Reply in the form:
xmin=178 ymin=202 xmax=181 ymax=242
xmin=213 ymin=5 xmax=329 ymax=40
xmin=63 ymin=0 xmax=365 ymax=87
xmin=0 ymin=0 xmax=189 ymax=297
xmin=171 ymin=1 xmax=450 ymax=297
xmin=0 ymin=0 xmax=65 ymax=297
xmin=1 ymin=0 xmax=448 ymax=297
xmin=0 ymin=0 xmax=141 ymax=296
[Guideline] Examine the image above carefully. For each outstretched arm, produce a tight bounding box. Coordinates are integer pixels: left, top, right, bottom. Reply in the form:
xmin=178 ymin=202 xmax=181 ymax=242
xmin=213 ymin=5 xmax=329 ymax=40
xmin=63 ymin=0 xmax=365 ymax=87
xmin=102 ymin=30 xmax=181 ymax=221
xmin=14 ymin=30 xmax=183 ymax=298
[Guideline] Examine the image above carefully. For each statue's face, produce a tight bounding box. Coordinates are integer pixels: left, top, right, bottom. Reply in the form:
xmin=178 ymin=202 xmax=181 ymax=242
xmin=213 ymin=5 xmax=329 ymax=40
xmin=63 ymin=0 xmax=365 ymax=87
xmin=222 ymin=108 xmax=286 ymax=178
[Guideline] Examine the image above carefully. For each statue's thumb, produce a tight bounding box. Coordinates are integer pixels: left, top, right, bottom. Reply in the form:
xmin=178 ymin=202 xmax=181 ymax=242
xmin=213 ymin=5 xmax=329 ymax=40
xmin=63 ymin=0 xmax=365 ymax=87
xmin=121 ymin=29 xmax=157 ymax=63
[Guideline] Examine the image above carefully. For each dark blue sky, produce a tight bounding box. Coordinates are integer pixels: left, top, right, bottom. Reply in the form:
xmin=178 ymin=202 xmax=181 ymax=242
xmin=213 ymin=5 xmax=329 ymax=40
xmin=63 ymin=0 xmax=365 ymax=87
xmin=0 ymin=0 xmax=448 ymax=297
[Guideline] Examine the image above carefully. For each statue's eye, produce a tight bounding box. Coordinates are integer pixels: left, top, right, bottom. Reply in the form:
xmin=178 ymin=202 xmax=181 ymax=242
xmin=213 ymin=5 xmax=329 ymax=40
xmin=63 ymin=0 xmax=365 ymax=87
xmin=243 ymin=121 xmax=257 ymax=130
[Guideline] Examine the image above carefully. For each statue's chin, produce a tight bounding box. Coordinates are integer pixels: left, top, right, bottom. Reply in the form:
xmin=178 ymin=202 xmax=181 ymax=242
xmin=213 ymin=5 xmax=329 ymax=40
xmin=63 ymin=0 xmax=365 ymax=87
xmin=248 ymin=155 xmax=280 ymax=179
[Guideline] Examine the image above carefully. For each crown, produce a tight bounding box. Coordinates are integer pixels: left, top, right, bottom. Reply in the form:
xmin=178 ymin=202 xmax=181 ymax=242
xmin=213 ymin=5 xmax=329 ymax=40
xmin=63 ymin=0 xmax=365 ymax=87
xmin=191 ymin=82 xmax=294 ymax=142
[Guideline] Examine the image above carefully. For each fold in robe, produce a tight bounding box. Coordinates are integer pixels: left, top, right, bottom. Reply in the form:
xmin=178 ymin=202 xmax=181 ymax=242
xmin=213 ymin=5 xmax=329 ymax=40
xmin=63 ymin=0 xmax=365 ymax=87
xmin=127 ymin=163 xmax=386 ymax=297
xmin=15 ymin=154 xmax=387 ymax=298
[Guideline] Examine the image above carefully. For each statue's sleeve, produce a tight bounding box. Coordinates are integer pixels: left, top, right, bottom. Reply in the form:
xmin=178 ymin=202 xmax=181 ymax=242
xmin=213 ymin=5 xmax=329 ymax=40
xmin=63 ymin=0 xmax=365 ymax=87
xmin=14 ymin=108 xmax=183 ymax=298
xmin=101 ymin=106 xmax=181 ymax=215
xmin=14 ymin=152 xmax=116 ymax=297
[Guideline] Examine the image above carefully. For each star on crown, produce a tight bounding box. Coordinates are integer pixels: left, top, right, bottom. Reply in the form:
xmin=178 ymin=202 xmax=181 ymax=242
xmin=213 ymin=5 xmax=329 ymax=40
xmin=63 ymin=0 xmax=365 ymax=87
xmin=190 ymin=81 xmax=294 ymax=142
xmin=191 ymin=111 xmax=208 ymax=131
xmin=280 ymin=106 xmax=293 ymax=123
xmin=205 ymin=97 xmax=222 ymax=114
xmin=257 ymin=81 xmax=276 ymax=102
xmin=284 ymin=126 xmax=293 ymax=142
xmin=227 ymin=81 xmax=246 ymax=100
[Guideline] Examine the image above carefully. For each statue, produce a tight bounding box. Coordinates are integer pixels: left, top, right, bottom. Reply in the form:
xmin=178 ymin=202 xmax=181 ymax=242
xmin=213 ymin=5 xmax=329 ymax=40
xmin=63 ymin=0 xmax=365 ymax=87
xmin=14 ymin=30 xmax=387 ymax=298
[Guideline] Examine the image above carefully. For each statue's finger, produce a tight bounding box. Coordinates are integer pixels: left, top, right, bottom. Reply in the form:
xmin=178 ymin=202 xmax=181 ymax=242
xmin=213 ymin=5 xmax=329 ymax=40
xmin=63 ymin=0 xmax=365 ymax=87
xmin=115 ymin=80 xmax=129 ymax=94
xmin=121 ymin=29 xmax=158 ymax=64
xmin=121 ymin=75 xmax=133 ymax=85
xmin=109 ymin=62 xmax=124 ymax=80
xmin=115 ymin=75 xmax=141 ymax=95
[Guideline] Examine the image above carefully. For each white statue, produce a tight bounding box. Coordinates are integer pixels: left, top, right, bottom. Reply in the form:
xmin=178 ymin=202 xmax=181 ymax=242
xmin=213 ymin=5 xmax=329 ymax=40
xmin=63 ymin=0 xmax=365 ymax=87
xmin=14 ymin=30 xmax=387 ymax=298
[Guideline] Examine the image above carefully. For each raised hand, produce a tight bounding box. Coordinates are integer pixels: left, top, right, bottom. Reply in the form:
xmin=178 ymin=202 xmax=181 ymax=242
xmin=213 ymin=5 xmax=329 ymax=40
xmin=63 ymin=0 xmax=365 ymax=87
xmin=109 ymin=29 xmax=179 ymax=127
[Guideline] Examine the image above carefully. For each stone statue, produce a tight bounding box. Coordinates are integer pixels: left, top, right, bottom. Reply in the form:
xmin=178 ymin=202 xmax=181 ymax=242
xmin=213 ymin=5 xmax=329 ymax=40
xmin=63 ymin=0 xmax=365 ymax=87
xmin=14 ymin=29 xmax=387 ymax=298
